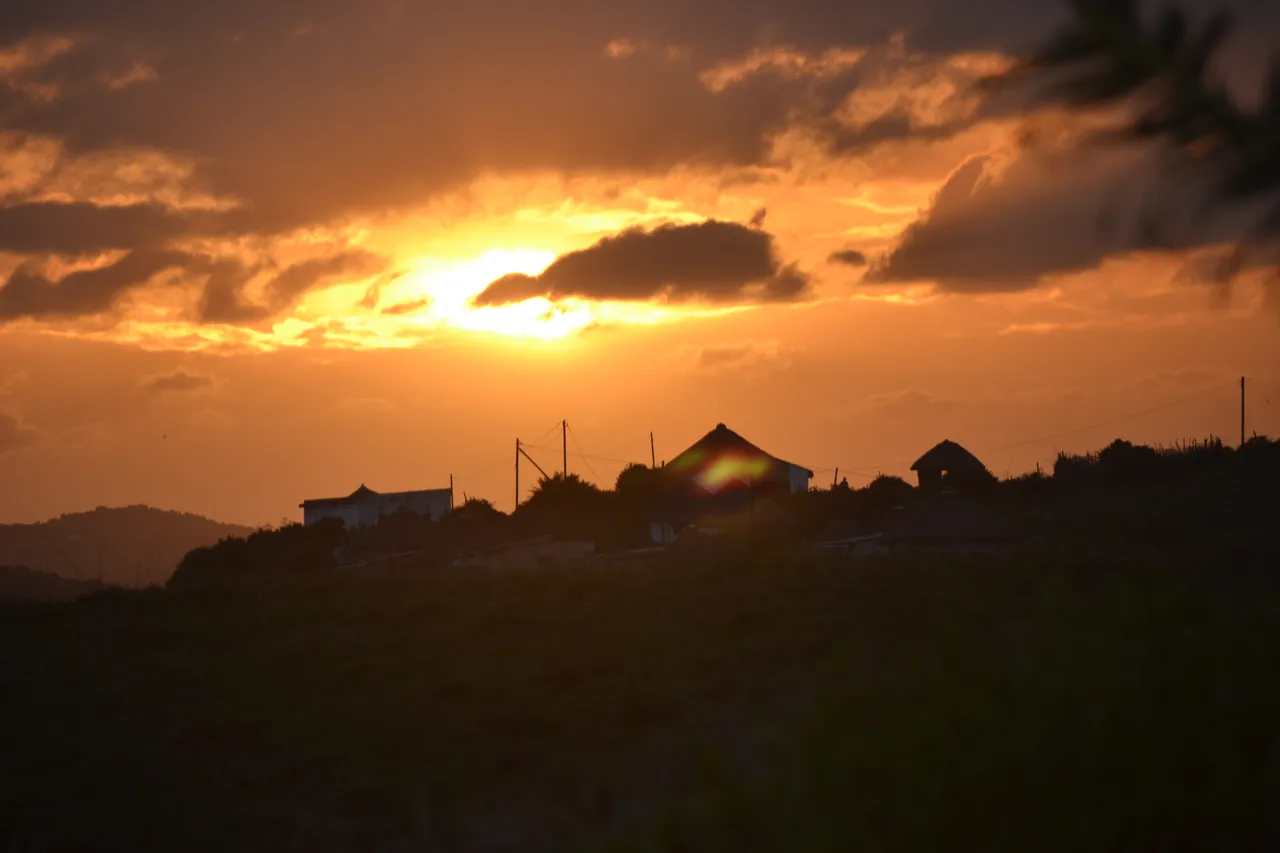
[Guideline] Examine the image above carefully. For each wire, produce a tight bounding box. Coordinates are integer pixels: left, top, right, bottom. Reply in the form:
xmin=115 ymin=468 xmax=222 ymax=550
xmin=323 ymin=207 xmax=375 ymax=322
xmin=528 ymin=421 xmax=563 ymax=448
xmin=985 ymin=381 xmax=1236 ymax=453
xmin=578 ymin=452 xmax=647 ymax=465
xmin=581 ymin=432 xmax=652 ymax=465
xmin=565 ymin=423 xmax=610 ymax=485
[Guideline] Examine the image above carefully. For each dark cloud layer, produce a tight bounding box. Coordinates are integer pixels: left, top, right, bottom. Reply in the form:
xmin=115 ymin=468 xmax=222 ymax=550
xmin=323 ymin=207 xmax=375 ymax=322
xmin=0 ymin=203 xmax=226 ymax=256
xmin=0 ymin=0 xmax=1084 ymax=247
xmin=828 ymin=249 xmax=868 ymax=266
xmin=867 ymin=150 xmax=1158 ymax=291
xmin=381 ymin=298 xmax=428 ymax=316
xmin=867 ymin=140 xmax=1273 ymax=292
xmin=0 ymin=246 xmax=385 ymax=323
xmin=2 ymin=0 xmax=1275 ymax=324
xmin=139 ymin=370 xmax=215 ymax=396
xmin=474 ymin=220 xmax=809 ymax=306
xmin=0 ymin=249 xmax=190 ymax=320
xmin=196 ymin=250 xmax=385 ymax=324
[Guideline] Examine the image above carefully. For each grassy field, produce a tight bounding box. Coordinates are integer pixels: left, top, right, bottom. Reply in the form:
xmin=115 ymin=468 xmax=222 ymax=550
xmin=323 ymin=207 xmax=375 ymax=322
xmin=3 ymin=533 xmax=1280 ymax=851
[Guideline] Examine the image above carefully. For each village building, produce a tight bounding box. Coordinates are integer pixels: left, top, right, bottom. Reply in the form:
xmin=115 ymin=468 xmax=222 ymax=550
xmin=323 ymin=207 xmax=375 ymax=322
xmin=299 ymin=484 xmax=452 ymax=528
xmin=647 ymin=423 xmax=813 ymax=544
xmin=910 ymin=439 xmax=990 ymax=490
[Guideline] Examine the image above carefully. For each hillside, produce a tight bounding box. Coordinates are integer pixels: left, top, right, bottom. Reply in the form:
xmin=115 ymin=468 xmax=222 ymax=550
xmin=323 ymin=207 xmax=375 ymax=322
xmin=0 ymin=565 xmax=109 ymax=603
xmin=1 ymin=473 xmax=1278 ymax=851
xmin=0 ymin=506 xmax=255 ymax=588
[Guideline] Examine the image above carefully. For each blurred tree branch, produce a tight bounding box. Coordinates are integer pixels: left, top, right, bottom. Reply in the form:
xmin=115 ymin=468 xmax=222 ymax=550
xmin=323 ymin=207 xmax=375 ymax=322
xmin=985 ymin=0 xmax=1280 ymax=277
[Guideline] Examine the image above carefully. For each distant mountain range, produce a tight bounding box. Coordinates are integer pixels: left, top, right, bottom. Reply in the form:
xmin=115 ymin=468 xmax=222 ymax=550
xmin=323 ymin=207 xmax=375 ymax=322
xmin=0 ymin=565 xmax=110 ymax=603
xmin=0 ymin=506 xmax=255 ymax=588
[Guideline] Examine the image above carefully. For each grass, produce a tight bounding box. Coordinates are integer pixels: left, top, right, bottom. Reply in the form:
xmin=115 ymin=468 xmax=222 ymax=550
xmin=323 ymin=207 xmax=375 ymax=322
xmin=2 ymin=533 xmax=1279 ymax=851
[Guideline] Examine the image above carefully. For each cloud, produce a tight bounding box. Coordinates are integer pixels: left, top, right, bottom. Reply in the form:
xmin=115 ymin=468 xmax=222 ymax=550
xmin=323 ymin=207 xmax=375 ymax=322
xmin=198 ymin=249 xmax=386 ymax=324
xmin=686 ymin=339 xmax=793 ymax=373
xmin=381 ymin=298 xmax=428 ymax=316
xmin=0 ymin=0 xmax=1090 ymax=244
xmin=865 ymin=388 xmax=960 ymax=418
xmin=822 ymin=43 xmax=1016 ymax=151
xmin=699 ymin=45 xmax=867 ymax=93
xmin=0 ymin=412 xmax=39 ymax=454
xmin=866 ymin=148 xmax=1155 ymax=291
xmin=0 ymin=249 xmax=190 ymax=320
xmin=1 ymin=0 xmax=1268 ymax=337
xmin=0 ymin=243 xmax=384 ymax=324
xmin=358 ymin=269 xmax=408 ymax=310
xmin=866 ymin=117 xmax=1280 ymax=294
xmin=104 ymin=60 xmax=158 ymax=91
xmin=0 ymin=35 xmax=76 ymax=75
xmin=138 ymin=369 xmax=216 ymax=396
xmin=474 ymin=219 xmax=809 ymax=306
xmin=828 ymin=249 xmax=868 ymax=266
xmin=327 ymin=397 xmax=400 ymax=418
xmin=0 ymin=202 xmax=226 ymax=255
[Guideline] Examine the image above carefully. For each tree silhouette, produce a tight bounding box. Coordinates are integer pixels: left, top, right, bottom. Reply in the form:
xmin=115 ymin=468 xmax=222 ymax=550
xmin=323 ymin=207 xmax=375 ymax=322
xmin=451 ymin=497 xmax=505 ymax=524
xmin=864 ymin=474 xmax=914 ymax=509
xmin=615 ymin=463 xmax=662 ymax=502
xmin=524 ymin=472 xmax=602 ymax=506
xmin=989 ymin=0 xmax=1280 ymax=274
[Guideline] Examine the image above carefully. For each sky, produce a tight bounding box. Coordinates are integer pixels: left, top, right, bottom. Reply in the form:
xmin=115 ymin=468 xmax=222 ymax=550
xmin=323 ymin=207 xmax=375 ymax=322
xmin=1 ymin=0 xmax=1278 ymax=525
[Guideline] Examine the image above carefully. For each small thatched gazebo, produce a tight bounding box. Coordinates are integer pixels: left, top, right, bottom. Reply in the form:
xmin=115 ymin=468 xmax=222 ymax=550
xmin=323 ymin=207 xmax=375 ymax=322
xmin=910 ymin=439 xmax=989 ymax=490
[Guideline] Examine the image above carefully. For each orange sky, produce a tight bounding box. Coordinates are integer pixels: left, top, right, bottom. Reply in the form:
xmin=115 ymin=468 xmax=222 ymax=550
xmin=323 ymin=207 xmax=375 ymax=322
xmin=1 ymin=0 xmax=1278 ymax=524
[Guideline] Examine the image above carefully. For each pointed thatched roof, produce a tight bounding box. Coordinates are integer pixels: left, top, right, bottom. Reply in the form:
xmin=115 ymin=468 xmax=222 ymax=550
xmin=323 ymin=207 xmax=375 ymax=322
xmin=666 ymin=423 xmax=814 ymax=480
xmin=910 ymin=439 xmax=988 ymax=474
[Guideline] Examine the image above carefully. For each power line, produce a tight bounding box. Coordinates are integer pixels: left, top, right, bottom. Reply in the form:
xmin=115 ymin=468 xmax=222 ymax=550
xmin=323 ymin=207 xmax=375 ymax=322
xmin=528 ymin=421 xmax=562 ymax=448
xmin=809 ymin=381 xmax=1242 ymax=480
xmin=578 ymin=452 xmax=647 ymax=466
xmin=565 ymin=423 xmax=603 ymax=484
xmin=985 ymin=381 xmax=1236 ymax=453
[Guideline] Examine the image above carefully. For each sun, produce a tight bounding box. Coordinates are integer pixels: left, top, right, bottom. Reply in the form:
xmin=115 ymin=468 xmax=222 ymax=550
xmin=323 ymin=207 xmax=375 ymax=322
xmin=292 ymin=245 xmax=688 ymax=347
xmin=395 ymin=248 xmax=598 ymax=340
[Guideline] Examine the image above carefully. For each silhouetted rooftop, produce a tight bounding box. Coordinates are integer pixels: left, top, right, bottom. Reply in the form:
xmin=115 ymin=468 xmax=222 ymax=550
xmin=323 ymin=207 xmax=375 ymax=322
xmin=910 ymin=440 xmax=988 ymax=474
xmin=667 ymin=423 xmax=814 ymax=479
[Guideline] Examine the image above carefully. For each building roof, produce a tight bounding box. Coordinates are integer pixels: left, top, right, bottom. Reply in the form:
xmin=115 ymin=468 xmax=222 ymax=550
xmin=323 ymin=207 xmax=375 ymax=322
xmin=910 ymin=439 xmax=988 ymax=474
xmin=666 ymin=423 xmax=814 ymax=485
xmin=299 ymin=484 xmax=450 ymax=509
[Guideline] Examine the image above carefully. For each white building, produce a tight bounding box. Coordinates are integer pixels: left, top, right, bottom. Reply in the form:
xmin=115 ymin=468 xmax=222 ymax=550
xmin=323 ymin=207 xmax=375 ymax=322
xmin=299 ymin=484 xmax=452 ymax=528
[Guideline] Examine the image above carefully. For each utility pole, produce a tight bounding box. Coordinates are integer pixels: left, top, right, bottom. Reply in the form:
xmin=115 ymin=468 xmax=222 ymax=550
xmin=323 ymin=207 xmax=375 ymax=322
xmin=650 ymin=432 xmax=656 ymax=468
xmin=449 ymin=474 xmax=454 ymax=510
xmin=515 ymin=438 xmax=520 ymax=511
xmin=562 ymin=420 xmax=568 ymax=478
xmin=833 ymin=467 xmax=839 ymax=489
xmin=1241 ymin=376 xmax=1246 ymax=448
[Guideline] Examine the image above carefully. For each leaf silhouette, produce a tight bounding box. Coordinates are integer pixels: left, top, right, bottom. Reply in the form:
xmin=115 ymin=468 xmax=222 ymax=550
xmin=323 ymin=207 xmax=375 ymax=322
xmin=988 ymin=0 xmax=1280 ymax=279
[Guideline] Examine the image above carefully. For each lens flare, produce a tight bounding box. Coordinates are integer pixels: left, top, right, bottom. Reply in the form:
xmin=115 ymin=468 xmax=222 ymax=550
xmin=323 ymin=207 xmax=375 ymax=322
xmin=691 ymin=453 xmax=778 ymax=493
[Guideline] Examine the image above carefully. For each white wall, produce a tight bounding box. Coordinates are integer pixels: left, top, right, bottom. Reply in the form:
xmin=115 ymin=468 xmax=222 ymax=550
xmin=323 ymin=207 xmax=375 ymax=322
xmin=786 ymin=464 xmax=812 ymax=494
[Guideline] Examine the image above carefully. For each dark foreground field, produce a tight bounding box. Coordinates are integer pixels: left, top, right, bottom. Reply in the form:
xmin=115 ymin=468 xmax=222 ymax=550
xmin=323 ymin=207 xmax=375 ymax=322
xmin=3 ymin=531 xmax=1280 ymax=850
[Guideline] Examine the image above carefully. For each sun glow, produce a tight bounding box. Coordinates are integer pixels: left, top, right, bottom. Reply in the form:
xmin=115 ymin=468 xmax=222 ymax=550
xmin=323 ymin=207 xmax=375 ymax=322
xmin=369 ymin=248 xmax=688 ymax=341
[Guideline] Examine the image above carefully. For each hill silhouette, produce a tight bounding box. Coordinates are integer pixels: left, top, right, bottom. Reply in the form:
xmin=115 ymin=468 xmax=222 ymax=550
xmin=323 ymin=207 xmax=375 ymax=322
xmin=0 ymin=506 xmax=254 ymax=588
xmin=0 ymin=565 xmax=110 ymax=603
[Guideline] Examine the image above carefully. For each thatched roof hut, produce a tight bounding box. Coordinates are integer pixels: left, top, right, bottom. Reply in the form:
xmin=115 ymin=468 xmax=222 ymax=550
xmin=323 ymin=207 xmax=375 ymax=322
xmin=910 ymin=440 xmax=989 ymax=489
xmin=664 ymin=423 xmax=813 ymax=495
